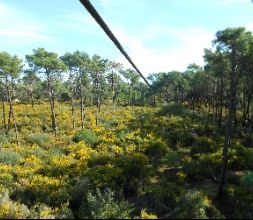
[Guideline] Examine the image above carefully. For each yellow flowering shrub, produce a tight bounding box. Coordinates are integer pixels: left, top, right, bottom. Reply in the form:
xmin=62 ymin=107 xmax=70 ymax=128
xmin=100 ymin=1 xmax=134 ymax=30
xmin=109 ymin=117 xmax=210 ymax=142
xmin=138 ymin=209 xmax=157 ymax=219
xmin=0 ymin=189 xmax=30 ymax=219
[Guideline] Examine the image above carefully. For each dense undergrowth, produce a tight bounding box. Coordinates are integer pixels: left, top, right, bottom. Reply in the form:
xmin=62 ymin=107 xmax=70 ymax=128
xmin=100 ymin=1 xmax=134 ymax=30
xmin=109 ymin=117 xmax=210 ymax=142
xmin=0 ymin=102 xmax=252 ymax=219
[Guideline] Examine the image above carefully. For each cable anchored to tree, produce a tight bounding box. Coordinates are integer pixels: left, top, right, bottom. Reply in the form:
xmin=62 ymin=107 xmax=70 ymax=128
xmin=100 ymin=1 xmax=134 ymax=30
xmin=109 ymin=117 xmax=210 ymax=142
xmin=79 ymin=0 xmax=151 ymax=87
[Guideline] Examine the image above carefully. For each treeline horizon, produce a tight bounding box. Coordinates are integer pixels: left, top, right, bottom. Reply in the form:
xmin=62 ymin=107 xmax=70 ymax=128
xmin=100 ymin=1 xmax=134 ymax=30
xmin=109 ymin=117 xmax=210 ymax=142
xmin=1 ymin=26 xmax=253 ymax=216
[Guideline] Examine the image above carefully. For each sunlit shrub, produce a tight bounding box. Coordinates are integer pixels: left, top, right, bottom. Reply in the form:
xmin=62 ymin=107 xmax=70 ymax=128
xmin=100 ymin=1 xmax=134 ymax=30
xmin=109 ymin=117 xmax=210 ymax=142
xmin=0 ymin=188 xmax=30 ymax=219
xmin=77 ymin=189 xmax=133 ymax=219
xmin=0 ymin=134 xmax=9 ymax=145
xmin=138 ymin=209 xmax=157 ymax=219
xmin=72 ymin=129 xmax=98 ymax=147
xmin=171 ymin=190 xmax=223 ymax=219
xmin=30 ymin=203 xmax=74 ymax=219
xmin=22 ymin=175 xmax=69 ymax=206
xmin=0 ymin=150 xmax=20 ymax=165
xmin=85 ymin=163 xmax=123 ymax=189
xmin=144 ymin=139 xmax=168 ymax=160
xmin=26 ymin=133 xmax=54 ymax=149
xmin=0 ymin=131 xmax=16 ymax=145
xmin=142 ymin=181 xmax=185 ymax=216
xmin=230 ymin=145 xmax=253 ymax=170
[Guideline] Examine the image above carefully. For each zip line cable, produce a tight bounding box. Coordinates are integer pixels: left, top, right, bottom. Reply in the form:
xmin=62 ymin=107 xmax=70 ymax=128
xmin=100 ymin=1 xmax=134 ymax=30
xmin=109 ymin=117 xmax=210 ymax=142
xmin=79 ymin=0 xmax=151 ymax=87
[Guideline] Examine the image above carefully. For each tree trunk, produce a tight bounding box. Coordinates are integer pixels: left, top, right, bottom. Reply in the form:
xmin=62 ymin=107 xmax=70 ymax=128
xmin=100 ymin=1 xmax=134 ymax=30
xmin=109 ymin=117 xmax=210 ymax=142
xmin=192 ymin=96 xmax=195 ymax=118
xmin=212 ymin=97 xmax=215 ymax=122
xmin=6 ymin=80 xmax=19 ymax=145
xmin=218 ymin=75 xmax=224 ymax=126
xmin=128 ymin=84 xmax=131 ymax=106
xmin=71 ymin=96 xmax=76 ymax=130
xmin=47 ymin=74 xmax=57 ymax=137
xmin=80 ymin=76 xmax=85 ymax=129
xmin=31 ymin=90 xmax=34 ymax=108
xmin=217 ymin=49 xmax=237 ymax=199
xmin=246 ymin=92 xmax=253 ymax=126
xmin=215 ymin=81 xmax=219 ymax=121
xmin=1 ymin=97 xmax=6 ymax=131
xmin=242 ymin=90 xmax=247 ymax=126
xmin=95 ymin=72 xmax=100 ymax=126
xmin=111 ymin=71 xmax=116 ymax=112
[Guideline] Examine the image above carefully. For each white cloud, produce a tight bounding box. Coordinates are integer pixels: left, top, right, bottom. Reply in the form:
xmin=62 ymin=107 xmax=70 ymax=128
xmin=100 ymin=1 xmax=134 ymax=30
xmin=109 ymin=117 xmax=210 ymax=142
xmin=0 ymin=30 xmax=48 ymax=40
xmin=0 ymin=3 xmax=8 ymax=16
xmin=246 ymin=23 xmax=253 ymax=32
xmin=55 ymin=12 xmax=97 ymax=35
xmin=0 ymin=2 xmax=51 ymax=45
xmin=114 ymin=26 xmax=214 ymax=76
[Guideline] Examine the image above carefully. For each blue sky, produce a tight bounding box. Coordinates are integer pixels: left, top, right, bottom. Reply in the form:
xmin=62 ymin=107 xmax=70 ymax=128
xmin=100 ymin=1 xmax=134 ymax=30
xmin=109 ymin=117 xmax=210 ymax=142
xmin=1 ymin=0 xmax=253 ymax=76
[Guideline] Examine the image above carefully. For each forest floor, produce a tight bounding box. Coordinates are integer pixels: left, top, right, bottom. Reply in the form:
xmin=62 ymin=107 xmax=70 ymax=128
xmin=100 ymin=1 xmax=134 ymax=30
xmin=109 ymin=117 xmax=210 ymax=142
xmin=0 ymin=102 xmax=252 ymax=219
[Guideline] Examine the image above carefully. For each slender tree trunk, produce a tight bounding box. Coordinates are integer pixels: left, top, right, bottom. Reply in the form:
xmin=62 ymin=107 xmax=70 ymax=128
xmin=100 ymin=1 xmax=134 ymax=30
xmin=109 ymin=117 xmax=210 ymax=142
xmin=207 ymin=98 xmax=211 ymax=120
xmin=31 ymin=90 xmax=34 ymax=108
xmin=80 ymin=76 xmax=85 ymax=129
xmin=219 ymin=75 xmax=224 ymax=126
xmin=47 ymin=74 xmax=57 ymax=137
xmin=242 ymin=90 xmax=247 ymax=126
xmin=71 ymin=96 xmax=76 ymax=130
xmin=128 ymin=84 xmax=131 ymax=106
xmin=217 ymin=49 xmax=237 ymax=199
xmin=249 ymin=120 xmax=253 ymax=146
xmin=212 ymin=97 xmax=215 ymax=122
xmin=6 ymin=80 xmax=19 ymax=145
xmin=246 ymin=93 xmax=253 ymax=125
xmin=176 ymin=87 xmax=179 ymax=105
xmin=153 ymin=95 xmax=157 ymax=106
xmin=1 ymin=97 xmax=6 ymax=131
xmin=233 ymin=90 xmax=238 ymax=133
xmin=131 ymin=84 xmax=135 ymax=106
xmin=192 ymin=96 xmax=195 ymax=118
xmin=95 ymin=72 xmax=100 ymax=126
xmin=192 ymin=78 xmax=196 ymax=118
xmin=215 ymin=81 xmax=219 ymax=121
xmin=111 ymin=71 xmax=116 ymax=112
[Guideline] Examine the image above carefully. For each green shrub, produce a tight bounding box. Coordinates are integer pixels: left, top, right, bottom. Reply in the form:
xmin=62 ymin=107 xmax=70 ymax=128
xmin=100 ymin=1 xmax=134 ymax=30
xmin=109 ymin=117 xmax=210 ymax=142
xmin=240 ymin=171 xmax=253 ymax=191
xmin=116 ymin=153 xmax=149 ymax=197
xmin=183 ymin=160 xmax=212 ymax=181
xmin=0 ymin=149 xmax=20 ymax=165
xmin=85 ymin=163 xmax=123 ymax=190
xmin=60 ymin=92 xmax=71 ymax=102
xmin=230 ymin=146 xmax=253 ymax=170
xmin=158 ymin=103 xmax=190 ymax=117
xmin=0 ymin=131 xmax=16 ymax=145
xmin=190 ymin=137 xmax=216 ymax=156
xmin=26 ymin=133 xmax=53 ymax=148
xmin=77 ymin=189 xmax=133 ymax=219
xmin=144 ymin=140 xmax=168 ymax=160
xmin=72 ymin=129 xmax=98 ymax=146
xmin=31 ymin=146 xmax=47 ymax=160
xmin=30 ymin=203 xmax=74 ymax=219
xmin=165 ymin=148 xmax=189 ymax=167
xmin=180 ymin=132 xmax=196 ymax=147
xmin=141 ymin=181 xmax=185 ymax=217
xmin=0 ymin=189 xmax=30 ymax=219
xmin=171 ymin=190 xmax=223 ymax=219
xmin=48 ymin=146 xmax=65 ymax=156
xmin=0 ymin=134 xmax=9 ymax=145
xmin=117 ymin=153 xmax=149 ymax=180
